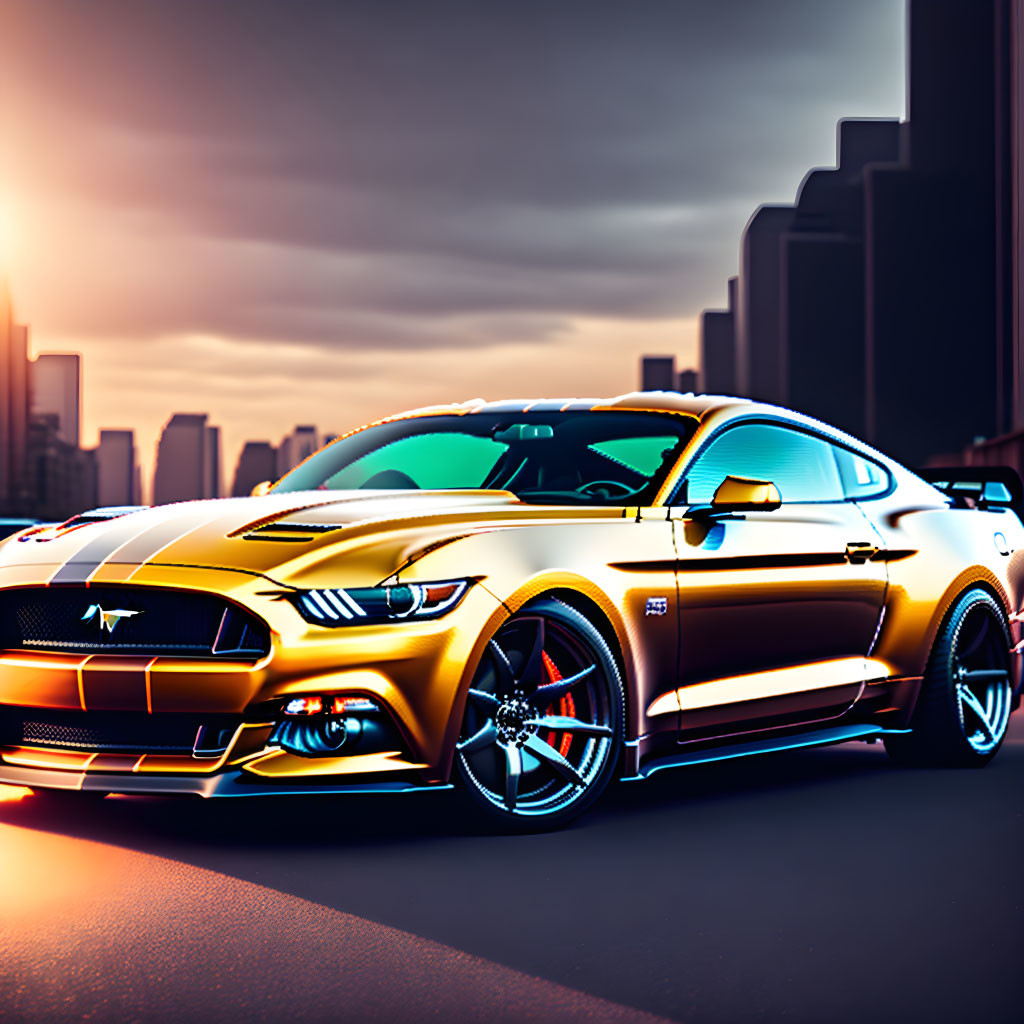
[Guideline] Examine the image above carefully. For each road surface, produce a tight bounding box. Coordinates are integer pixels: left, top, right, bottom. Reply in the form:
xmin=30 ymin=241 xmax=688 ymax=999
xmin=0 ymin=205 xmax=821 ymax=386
xmin=2 ymin=715 xmax=1022 ymax=1022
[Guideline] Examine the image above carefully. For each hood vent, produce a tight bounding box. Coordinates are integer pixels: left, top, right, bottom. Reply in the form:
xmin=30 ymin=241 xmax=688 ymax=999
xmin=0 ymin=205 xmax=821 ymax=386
xmin=20 ymin=506 xmax=148 ymax=543
xmin=241 ymin=522 xmax=345 ymax=542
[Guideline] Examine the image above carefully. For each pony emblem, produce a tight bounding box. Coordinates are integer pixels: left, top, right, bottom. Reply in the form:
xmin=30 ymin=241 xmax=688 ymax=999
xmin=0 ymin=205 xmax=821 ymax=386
xmin=81 ymin=604 xmax=142 ymax=634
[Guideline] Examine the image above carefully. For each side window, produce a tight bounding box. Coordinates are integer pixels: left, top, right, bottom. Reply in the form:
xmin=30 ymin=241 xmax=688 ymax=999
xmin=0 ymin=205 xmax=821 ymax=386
xmin=682 ymin=423 xmax=845 ymax=504
xmin=833 ymin=447 xmax=889 ymax=499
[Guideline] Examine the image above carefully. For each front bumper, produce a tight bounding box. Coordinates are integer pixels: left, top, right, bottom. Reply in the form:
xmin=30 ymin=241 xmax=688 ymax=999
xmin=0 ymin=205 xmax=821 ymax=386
xmin=0 ymin=562 xmax=505 ymax=789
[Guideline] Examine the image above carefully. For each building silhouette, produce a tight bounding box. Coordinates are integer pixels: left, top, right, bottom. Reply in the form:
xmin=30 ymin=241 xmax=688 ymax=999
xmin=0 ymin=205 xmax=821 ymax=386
xmin=276 ymin=425 xmax=319 ymax=477
xmin=677 ymin=368 xmax=698 ymax=393
xmin=205 ymin=425 xmax=221 ymax=500
xmin=0 ymin=282 xmax=100 ymax=519
xmin=96 ymin=429 xmax=140 ymax=506
xmin=700 ymin=276 xmax=738 ymax=395
xmin=695 ymin=0 xmax=1023 ymax=468
xmin=24 ymin=414 xmax=97 ymax=522
xmin=0 ymin=281 xmax=29 ymax=514
xmin=639 ymin=355 xmax=699 ymax=394
xmin=232 ymin=441 xmax=277 ymax=496
xmin=31 ymin=353 xmax=81 ymax=448
xmin=640 ymin=356 xmax=676 ymax=392
xmin=865 ymin=1 xmax=1017 ymax=462
xmin=153 ymin=413 xmax=221 ymax=504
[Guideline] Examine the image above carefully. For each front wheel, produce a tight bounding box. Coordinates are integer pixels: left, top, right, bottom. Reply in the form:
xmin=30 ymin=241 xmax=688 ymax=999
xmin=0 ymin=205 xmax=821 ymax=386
xmin=885 ymin=588 xmax=1013 ymax=768
xmin=454 ymin=598 xmax=624 ymax=831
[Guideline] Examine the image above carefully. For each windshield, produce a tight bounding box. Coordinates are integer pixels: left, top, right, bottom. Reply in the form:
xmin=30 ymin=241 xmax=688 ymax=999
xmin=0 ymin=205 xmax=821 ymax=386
xmin=274 ymin=411 xmax=696 ymax=505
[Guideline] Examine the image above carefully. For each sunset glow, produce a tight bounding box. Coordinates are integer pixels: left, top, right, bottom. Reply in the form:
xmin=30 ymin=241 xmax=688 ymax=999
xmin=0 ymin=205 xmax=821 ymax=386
xmin=0 ymin=1 xmax=905 ymax=499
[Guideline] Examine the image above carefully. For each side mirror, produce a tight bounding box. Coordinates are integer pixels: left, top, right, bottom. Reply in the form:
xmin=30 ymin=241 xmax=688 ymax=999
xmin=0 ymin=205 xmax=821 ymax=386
xmin=250 ymin=480 xmax=274 ymax=497
xmin=710 ymin=475 xmax=781 ymax=512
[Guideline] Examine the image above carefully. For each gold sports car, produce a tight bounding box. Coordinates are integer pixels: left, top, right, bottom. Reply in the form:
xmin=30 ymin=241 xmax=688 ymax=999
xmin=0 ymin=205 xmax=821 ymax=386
xmin=0 ymin=393 xmax=1021 ymax=829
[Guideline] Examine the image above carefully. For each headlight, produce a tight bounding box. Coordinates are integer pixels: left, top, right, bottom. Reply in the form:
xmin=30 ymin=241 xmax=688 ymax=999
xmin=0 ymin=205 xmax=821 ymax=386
xmin=291 ymin=579 xmax=472 ymax=626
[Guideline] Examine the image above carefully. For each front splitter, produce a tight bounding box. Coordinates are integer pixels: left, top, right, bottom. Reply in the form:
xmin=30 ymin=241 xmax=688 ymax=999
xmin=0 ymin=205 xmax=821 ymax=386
xmin=0 ymin=762 xmax=452 ymax=798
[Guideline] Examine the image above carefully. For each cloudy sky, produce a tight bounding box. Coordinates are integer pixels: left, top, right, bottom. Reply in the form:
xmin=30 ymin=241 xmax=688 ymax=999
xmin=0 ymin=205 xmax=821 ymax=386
xmin=0 ymin=0 xmax=905 ymax=496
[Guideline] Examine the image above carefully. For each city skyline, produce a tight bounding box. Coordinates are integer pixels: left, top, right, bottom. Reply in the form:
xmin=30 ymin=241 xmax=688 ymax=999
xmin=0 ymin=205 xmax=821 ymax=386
xmin=11 ymin=1 xmax=1011 ymax=510
xmin=0 ymin=301 xmax=339 ymax=512
xmin=0 ymin=0 xmax=906 ymax=494
xmin=619 ymin=3 xmax=1024 ymax=476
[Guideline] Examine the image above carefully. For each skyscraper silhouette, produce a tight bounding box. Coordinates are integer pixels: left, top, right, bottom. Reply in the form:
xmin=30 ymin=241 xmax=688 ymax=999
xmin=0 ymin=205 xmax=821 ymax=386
xmin=153 ymin=413 xmax=221 ymax=504
xmin=698 ymin=0 xmax=1023 ymax=467
xmin=31 ymin=353 xmax=82 ymax=448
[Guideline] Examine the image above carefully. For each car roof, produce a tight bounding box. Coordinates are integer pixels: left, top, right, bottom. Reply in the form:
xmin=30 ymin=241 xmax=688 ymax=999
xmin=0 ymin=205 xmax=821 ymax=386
xmin=386 ymin=392 xmax=752 ymax=420
xmin=347 ymin=391 xmax=906 ymax=473
xmin=384 ymin=392 xmax=880 ymax=447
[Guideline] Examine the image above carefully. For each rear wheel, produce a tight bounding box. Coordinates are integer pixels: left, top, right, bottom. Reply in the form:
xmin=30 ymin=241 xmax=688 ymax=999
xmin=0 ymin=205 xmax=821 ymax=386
xmin=885 ymin=588 xmax=1013 ymax=768
xmin=454 ymin=599 xmax=624 ymax=831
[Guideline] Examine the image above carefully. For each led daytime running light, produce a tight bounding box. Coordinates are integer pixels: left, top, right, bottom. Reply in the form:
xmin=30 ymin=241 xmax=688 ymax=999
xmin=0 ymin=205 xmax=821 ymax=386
xmin=294 ymin=580 xmax=470 ymax=626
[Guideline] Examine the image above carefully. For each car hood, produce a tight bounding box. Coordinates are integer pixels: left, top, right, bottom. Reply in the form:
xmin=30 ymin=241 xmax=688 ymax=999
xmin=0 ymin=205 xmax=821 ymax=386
xmin=0 ymin=489 xmax=618 ymax=588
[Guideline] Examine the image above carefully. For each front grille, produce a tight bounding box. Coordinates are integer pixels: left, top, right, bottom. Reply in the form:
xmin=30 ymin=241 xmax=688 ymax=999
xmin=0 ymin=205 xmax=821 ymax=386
xmin=0 ymin=585 xmax=270 ymax=659
xmin=0 ymin=708 xmax=242 ymax=755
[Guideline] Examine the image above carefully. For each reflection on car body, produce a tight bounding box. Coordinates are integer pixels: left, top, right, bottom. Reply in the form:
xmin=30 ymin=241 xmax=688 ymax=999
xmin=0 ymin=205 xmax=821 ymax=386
xmin=0 ymin=392 xmax=1020 ymax=829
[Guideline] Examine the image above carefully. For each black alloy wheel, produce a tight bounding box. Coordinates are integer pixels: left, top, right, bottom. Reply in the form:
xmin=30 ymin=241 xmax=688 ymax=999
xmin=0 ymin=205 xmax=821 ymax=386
xmin=454 ymin=598 xmax=624 ymax=830
xmin=885 ymin=587 xmax=1013 ymax=768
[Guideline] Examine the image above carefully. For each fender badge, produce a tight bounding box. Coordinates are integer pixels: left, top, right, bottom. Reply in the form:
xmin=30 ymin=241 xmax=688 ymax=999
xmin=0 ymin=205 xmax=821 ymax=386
xmin=645 ymin=597 xmax=668 ymax=617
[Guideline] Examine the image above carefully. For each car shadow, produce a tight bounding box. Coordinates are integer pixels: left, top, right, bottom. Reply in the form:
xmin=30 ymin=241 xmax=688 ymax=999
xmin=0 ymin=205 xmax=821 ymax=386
xmin=0 ymin=737 xmax=896 ymax=851
xmin=4 ymin=728 xmax=1022 ymax=1024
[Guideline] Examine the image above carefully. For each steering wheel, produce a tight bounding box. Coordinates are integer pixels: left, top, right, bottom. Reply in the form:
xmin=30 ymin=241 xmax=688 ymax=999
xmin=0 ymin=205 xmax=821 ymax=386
xmin=575 ymin=479 xmax=637 ymax=499
xmin=360 ymin=469 xmax=420 ymax=489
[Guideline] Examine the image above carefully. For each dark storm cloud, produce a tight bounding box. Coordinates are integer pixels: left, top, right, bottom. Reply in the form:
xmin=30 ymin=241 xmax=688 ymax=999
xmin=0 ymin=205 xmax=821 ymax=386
xmin=2 ymin=0 xmax=904 ymax=347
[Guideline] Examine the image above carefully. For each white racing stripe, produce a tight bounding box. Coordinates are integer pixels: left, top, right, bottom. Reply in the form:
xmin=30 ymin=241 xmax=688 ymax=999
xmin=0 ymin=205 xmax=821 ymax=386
xmin=48 ymin=503 xmax=221 ymax=585
xmin=46 ymin=495 xmax=340 ymax=583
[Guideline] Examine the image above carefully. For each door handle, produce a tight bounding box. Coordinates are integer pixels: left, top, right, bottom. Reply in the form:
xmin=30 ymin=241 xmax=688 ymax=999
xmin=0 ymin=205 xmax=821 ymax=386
xmin=845 ymin=541 xmax=879 ymax=564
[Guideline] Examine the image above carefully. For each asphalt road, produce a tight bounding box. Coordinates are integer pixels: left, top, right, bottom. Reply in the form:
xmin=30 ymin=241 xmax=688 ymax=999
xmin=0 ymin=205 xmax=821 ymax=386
xmin=2 ymin=715 xmax=1022 ymax=1024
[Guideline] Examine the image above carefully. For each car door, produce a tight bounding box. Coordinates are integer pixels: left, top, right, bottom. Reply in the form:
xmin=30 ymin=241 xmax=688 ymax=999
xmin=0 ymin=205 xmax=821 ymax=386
xmin=669 ymin=421 xmax=888 ymax=736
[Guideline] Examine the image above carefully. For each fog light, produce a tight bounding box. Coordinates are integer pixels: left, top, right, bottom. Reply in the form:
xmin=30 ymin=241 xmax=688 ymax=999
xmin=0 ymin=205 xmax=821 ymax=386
xmin=270 ymin=694 xmax=402 ymax=759
xmin=275 ymin=716 xmax=351 ymax=756
xmin=283 ymin=696 xmax=323 ymax=716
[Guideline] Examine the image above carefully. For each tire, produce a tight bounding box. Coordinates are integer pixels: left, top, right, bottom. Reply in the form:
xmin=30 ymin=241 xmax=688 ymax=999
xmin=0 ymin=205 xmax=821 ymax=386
xmin=454 ymin=598 xmax=625 ymax=831
xmin=884 ymin=587 xmax=1013 ymax=768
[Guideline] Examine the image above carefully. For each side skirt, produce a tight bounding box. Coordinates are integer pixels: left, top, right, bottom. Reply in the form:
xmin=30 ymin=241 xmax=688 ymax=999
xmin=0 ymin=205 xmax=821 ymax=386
xmin=621 ymin=723 xmax=911 ymax=782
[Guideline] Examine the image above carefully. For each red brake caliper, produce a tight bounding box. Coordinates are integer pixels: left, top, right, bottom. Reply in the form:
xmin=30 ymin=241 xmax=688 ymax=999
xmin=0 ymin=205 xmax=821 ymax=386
xmin=541 ymin=650 xmax=575 ymax=758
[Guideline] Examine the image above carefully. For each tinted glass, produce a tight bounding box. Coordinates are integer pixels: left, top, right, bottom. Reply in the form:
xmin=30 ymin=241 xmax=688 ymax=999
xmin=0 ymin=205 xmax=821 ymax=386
xmin=325 ymin=434 xmax=504 ymax=491
xmin=275 ymin=411 xmax=696 ymax=506
xmin=682 ymin=423 xmax=844 ymax=504
xmin=833 ymin=447 xmax=889 ymax=499
xmin=588 ymin=437 xmax=682 ymax=476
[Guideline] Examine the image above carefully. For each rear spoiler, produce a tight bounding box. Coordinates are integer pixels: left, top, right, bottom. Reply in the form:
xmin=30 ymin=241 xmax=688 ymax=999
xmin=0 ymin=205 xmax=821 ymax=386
xmin=917 ymin=466 xmax=1024 ymax=518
